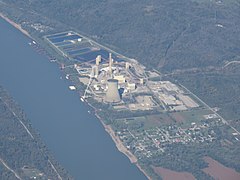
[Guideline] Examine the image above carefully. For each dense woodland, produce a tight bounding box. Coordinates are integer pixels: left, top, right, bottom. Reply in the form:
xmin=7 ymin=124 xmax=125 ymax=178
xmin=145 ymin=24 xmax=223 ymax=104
xmin=171 ymin=72 xmax=240 ymax=121
xmin=0 ymin=86 xmax=71 ymax=179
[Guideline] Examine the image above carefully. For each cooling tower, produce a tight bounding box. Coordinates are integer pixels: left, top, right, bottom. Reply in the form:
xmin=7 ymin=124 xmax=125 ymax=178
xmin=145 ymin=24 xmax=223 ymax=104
xmin=105 ymin=79 xmax=121 ymax=103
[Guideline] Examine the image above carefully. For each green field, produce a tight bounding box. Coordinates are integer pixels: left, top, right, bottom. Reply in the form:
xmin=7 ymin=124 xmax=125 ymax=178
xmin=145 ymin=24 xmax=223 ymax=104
xmin=169 ymin=108 xmax=213 ymax=127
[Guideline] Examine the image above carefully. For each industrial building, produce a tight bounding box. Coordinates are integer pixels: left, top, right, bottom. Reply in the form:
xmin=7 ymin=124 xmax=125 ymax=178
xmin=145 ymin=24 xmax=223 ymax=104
xmin=45 ymin=31 xmax=200 ymax=111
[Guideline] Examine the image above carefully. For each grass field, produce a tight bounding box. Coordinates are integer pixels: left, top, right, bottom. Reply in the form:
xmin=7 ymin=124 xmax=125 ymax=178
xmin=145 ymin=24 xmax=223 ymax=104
xmin=115 ymin=108 xmax=215 ymax=130
xmin=169 ymin=108 xmax=214 ymax=127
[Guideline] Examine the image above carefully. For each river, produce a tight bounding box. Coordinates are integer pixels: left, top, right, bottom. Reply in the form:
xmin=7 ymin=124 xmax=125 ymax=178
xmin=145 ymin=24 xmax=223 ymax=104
xmin=0 ymin=18 xmax=146 ymax=180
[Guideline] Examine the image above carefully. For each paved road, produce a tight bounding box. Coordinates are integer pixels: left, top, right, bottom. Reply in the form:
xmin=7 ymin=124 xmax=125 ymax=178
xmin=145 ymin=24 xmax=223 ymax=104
xmin=179 ymin=83 xmax=240 ymax=136
xmin=0 ymin=97 xmax=63 ymax=180
xmin=0 ymin=158 xmax=22 ymax=180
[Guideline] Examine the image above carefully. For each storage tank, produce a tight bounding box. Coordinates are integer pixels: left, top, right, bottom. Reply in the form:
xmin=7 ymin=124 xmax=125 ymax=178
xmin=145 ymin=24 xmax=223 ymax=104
xmin=105 ymin=79 xmax=121 ymax=103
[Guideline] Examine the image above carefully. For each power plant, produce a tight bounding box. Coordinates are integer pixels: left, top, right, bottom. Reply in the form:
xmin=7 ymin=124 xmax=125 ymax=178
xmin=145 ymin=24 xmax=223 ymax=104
xmin=105 ymin=79 xmax=121 ymax=103
xmin=47 ymin=30 xmax=201 ymax=112
xmin=73 ymin=50 xmax=146 ymax=104
xmin=75 ymin=52 xmax=142 ymax=103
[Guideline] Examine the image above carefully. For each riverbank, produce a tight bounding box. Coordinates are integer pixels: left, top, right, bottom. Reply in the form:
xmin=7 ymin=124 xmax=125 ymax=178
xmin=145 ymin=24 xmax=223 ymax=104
xmin=89 ymin=102 xmax=151 ymax=180
xmin=105 ymin=124 xmax=152 ymax=180
xmin=0 ymin=13 xmax=31 ymax=38
xmin=0 ymin=86 xmax=71 ymax=179
xmin=0 ymin=14 xmax=150 ymax=179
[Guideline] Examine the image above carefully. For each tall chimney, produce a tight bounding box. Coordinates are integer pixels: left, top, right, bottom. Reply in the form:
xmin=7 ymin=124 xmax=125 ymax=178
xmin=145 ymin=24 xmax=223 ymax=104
xmin=109 ymin=53 xmax=112 ymax=77
xmin=96 ymin=55 xmax=101 ymax=65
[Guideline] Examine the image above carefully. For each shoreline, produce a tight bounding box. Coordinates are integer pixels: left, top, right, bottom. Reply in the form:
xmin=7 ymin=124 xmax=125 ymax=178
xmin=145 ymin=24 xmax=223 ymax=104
xmin=0 ymin=13 xmax=31 ymax=38
xmin=1 ymin=13 xmax=151 ymax=180
xmin=88 ymin=102 xmax=151 ymax=180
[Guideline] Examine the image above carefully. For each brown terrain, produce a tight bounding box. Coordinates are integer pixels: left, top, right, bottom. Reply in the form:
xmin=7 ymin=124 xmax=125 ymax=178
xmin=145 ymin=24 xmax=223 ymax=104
xmin=153 ymin=166 xmax=195 ymax=180
xmin=146 ymin=114 xmax=174 ymax=127
xmin=203 ymin=157 xmax=240 ymax=180
xmin=170 ymin=112 xmax=185 ymax=123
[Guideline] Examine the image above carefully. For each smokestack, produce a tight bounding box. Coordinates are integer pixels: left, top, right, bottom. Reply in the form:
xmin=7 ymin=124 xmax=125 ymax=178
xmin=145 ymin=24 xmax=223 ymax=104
xmin=105 ymin=79 xmax=121 ymax=103
xmin=93 ymin=66 xmax=99 ymax=78
xmin=91 ymin=66 xmax=99 ymax=78
xmin=96 ymin=55 xmax=101 ymax=65
xmin=96 ymin=66 xmax=99 ymax=77
xmin=109 ymin=53 xmax=112 ymax=77
xmin=125 ymin=62 xmax=130 ymax=70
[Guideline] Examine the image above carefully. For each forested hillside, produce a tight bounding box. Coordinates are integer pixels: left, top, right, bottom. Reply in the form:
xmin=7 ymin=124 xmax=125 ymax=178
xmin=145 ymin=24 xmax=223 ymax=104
xmin=1 ymin=0 xmax=240 ymax=121
xmin=3 ymin=0 xmax=240 ymax=72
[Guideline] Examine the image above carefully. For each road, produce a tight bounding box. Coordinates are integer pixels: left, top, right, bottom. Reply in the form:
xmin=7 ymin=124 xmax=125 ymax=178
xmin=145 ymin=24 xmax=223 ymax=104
xmin=179 ymin=84 xmax=240 ymax=136
xmin=224 ymin=60 xmax=240 ymax=68
xmin=0 ymin=97 xmax=63 ymax=180
xmin=0 ymin=158 xmax=22 ymax=180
